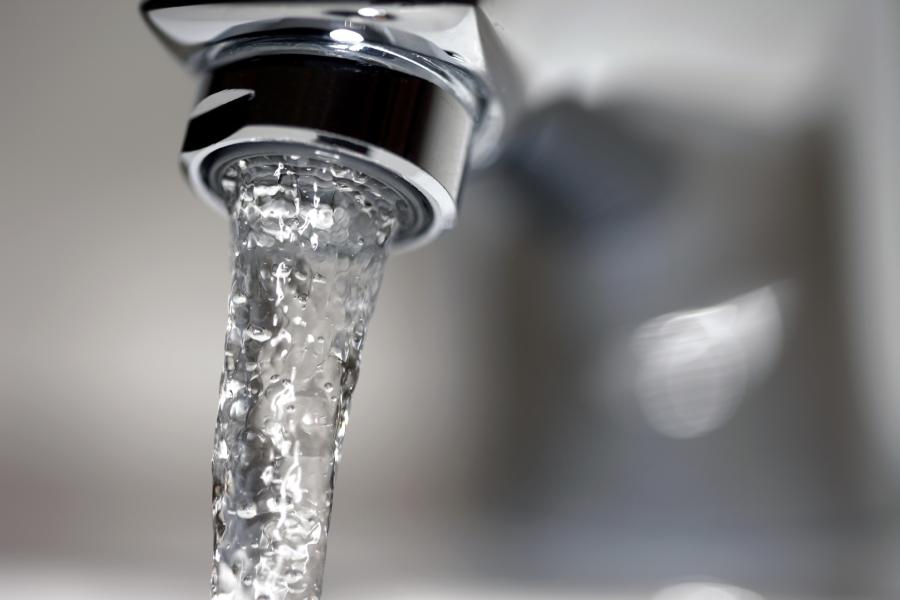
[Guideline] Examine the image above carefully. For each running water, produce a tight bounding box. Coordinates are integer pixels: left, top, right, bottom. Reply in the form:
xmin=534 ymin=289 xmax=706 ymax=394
xmin=211 ymin=154 xmax=405 ymax=600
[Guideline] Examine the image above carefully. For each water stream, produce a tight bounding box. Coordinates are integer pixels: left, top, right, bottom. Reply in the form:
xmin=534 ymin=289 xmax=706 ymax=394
xmin=210 ymin=154 xmax=404 ymax=600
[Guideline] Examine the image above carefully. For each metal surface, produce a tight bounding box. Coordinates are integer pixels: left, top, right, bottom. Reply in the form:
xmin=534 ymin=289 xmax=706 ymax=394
xmin=181 ymin=52 xmax=470 ymax=248
xmin=141 ymin=1 xmax=513 ymax=249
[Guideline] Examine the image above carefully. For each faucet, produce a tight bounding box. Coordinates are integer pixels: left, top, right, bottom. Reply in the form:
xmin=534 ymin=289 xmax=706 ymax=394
xmin=142 ymin=5 xmax=519 ymax=596
xmin=141 ymin=0 xmax=514 ymax=250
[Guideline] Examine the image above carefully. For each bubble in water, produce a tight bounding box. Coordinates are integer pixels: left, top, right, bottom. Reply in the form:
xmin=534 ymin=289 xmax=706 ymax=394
xmin=212 ymin=153 xmax=399 ymax=600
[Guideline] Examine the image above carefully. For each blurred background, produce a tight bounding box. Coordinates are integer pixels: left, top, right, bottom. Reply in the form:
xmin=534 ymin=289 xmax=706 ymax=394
xmin=2 ymin=1 xmax=900 ymax=598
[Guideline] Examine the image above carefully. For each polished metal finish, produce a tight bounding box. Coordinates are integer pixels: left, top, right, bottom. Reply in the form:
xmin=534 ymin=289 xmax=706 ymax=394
xmin=141 ymin=0 xmax=514 ymax=250
xmin=181 ymin=52 xmax=471 ymax=248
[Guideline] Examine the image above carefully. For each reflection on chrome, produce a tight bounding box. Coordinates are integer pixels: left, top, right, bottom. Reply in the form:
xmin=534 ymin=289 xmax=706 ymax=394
xmin=329 ymin=28 xmax=365 ymax=45
xmin=653 ymin=582 xmax=766 ymax=600
xmin=631 ymin=285 xmax=786 ymax=439
xmin=357 ymin=7 xmax=386 ymax=18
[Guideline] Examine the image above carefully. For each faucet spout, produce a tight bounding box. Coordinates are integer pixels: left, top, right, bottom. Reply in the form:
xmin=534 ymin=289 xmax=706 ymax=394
xmin=141 ymin=0 xmax=512 ymax=250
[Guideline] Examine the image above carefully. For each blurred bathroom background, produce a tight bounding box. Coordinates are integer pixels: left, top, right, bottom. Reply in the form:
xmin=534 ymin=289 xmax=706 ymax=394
xmin=2 ymin=1 xmax=900 ymax=598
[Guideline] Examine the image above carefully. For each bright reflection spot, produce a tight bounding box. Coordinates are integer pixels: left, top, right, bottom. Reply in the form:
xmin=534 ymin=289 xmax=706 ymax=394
xmin=189 ymin=88 xmax=254 ymax=119
xmin=357 ymin=7 xmax=386 ymax=18
xmin=653 ymin=582 xmax=765 ymax=600
xmin=631 ymin=285 xmax=786 ymax=439
xmin=329 ymin=28 xmax=365 ymax=44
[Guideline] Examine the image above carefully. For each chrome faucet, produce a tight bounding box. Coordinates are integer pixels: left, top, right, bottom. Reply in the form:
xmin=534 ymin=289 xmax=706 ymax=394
xmin=141 ymin=0 xmax=515 ymax=250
